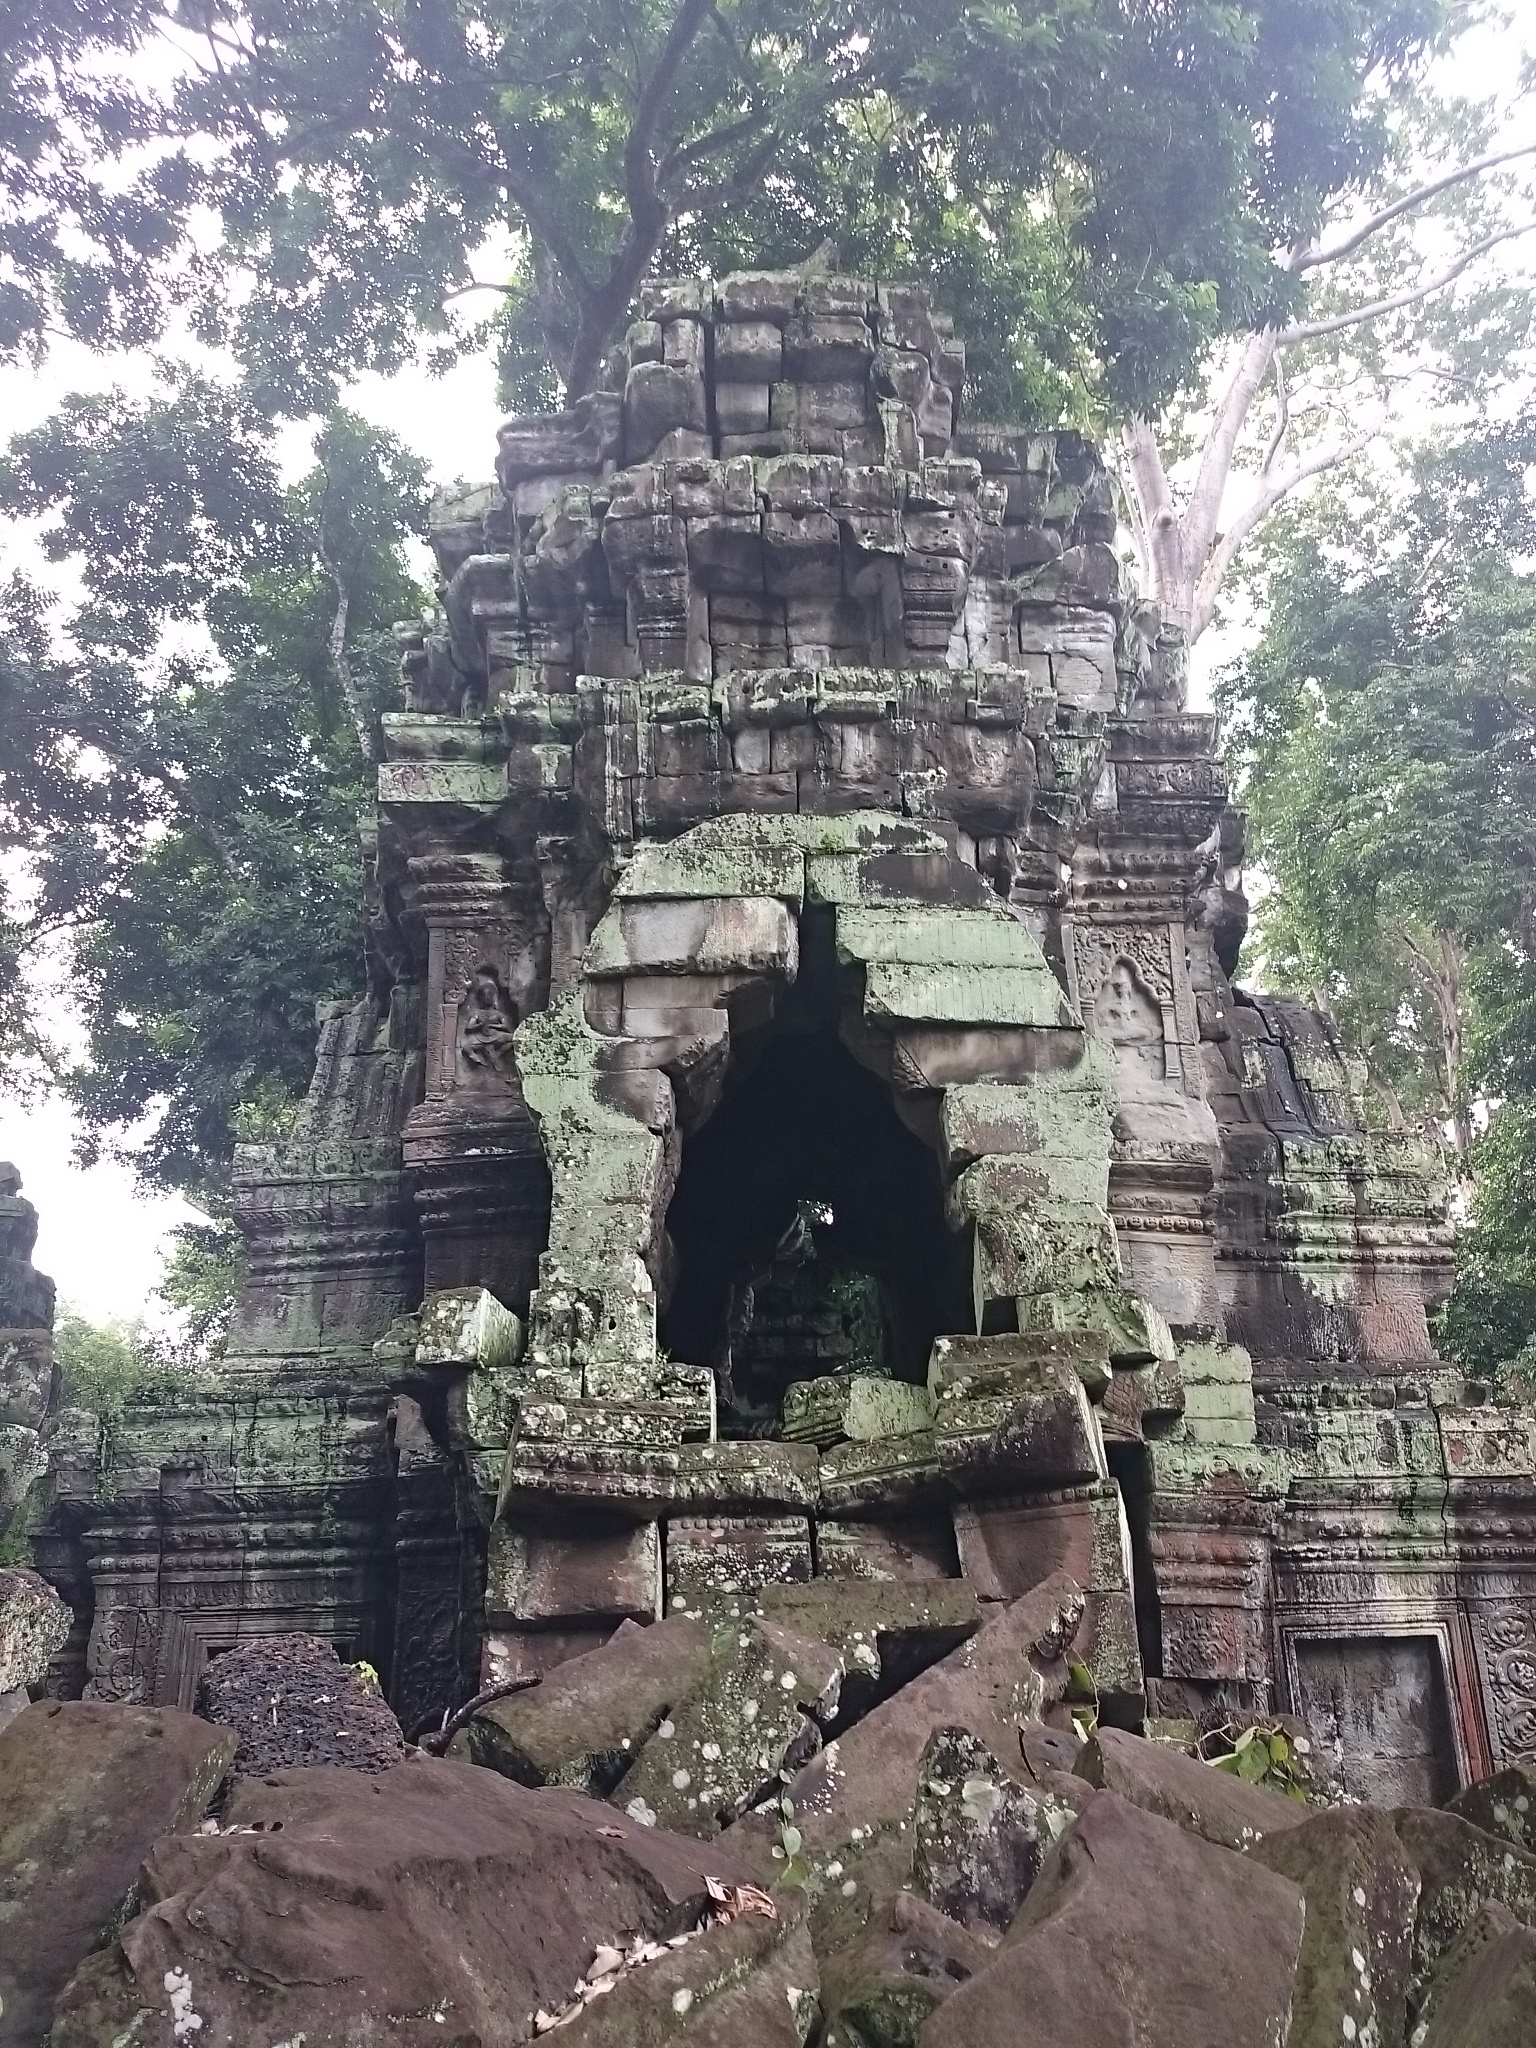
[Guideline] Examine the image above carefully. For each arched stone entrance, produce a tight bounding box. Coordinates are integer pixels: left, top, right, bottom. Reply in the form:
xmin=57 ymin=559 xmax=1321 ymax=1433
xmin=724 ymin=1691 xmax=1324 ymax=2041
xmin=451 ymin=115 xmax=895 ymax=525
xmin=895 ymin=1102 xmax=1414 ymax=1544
xmin=513 ymin=809 xmax=1157 ymax=1422
xmin=474 ymin=812 xmax=1167 ymax=1698
xmin=658 ymin=911 xmax=977 ymax=1435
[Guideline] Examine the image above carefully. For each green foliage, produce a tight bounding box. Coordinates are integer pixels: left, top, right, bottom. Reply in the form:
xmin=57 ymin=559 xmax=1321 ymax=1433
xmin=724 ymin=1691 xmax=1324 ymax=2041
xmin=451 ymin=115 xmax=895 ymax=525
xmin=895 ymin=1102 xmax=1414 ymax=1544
xmin=1200 ymin=1721 xmax=1312 ymax=1801
xmin=0 ymin=0 xmax=183 ymax=361
xmin=772 ymin=1788 xmax=820 ymax=1894
xmin=52 ymin=1311 xmax=175 ymax=1418
xmin=1220 ymin=417 xmax=1536 ymax=1382
xmin=1439 ymin=949 xmax=1536 ymax=1394
xmin=5 ymin=0 xmax=1452 ymax=420
xmin=1066 ymin=1651 xmax=1100 ymax=1745
xmin=158 ymin=1220 xmax=245 ymax=1363
xmin=0 ymin=393 xmax=429 ymax=1199
xmin=1219 ymin=418 xmax=1536 ymax=1145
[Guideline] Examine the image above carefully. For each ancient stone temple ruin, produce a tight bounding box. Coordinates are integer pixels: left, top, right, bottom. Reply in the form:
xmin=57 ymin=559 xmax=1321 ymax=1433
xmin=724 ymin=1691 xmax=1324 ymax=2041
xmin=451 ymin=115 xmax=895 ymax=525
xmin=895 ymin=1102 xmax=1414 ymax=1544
xmin=22 ymin=272 xmax=1536 ymax=1804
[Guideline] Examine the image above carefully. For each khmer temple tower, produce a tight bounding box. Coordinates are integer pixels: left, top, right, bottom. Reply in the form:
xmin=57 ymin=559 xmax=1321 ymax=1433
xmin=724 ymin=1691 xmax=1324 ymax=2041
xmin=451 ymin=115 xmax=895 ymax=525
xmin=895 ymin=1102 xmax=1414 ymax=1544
xmin=29 ymin=274 xmax=1536 ymax=1802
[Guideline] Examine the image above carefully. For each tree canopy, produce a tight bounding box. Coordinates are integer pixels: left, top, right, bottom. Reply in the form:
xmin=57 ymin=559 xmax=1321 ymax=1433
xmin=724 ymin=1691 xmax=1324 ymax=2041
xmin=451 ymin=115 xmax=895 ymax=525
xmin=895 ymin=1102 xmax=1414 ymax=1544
xmin=6 ymin=0 xmax=1452 ymax=421
xmin=1219 ymin=417 xmax=1536 ymax=1381
xmin=0 ymin=400 xmax=428 ymax=1197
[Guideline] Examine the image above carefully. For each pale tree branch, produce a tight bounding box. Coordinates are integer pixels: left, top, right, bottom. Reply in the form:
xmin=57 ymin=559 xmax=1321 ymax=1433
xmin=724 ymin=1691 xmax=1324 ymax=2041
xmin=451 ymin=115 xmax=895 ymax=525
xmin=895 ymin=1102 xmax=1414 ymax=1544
xmin=1392 ymin=922 xmax=1470 ymax=1151
xmin=1182 ymin=327 xmax=1280 ymax=572
xmin=1290 ymin=140 xmax=1536 ymax=272
xmin=1121 ymin=416 xmax=1177 ymax=526
xmin=1259 ymin=353 xmax=1290 ymax=479
xmin=1120 ymin=417 xmax=1184 ymax=617
xmin=1279 ymin=221 xmax=1536 ymax=348
xmin=1188 ymin=431 xmax=1376 ymax=640
xmin=313 ymin=520 xmax=376 ymax=765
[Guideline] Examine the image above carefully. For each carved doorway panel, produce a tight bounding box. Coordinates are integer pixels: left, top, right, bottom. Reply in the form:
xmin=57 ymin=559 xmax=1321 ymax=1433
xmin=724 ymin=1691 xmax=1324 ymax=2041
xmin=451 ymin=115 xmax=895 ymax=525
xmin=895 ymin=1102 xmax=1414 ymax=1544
xmin=1290 ymin=1631 xmax=1462 ymax=1806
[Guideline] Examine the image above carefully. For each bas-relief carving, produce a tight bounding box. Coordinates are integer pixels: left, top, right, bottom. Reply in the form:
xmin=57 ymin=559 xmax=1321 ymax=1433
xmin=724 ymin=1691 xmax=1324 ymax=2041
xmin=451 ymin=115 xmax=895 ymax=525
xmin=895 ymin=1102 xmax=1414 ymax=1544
xmin=1080 ymin=946 xmax=1219 ymax=1153
xmin=456 ymin=963 xmax=520 ymax=1082
xmin=1476 ymin=1609 xmax=1536 ymax=1764
xmin=429 ymin=925 xmax=544 ymax=1101
xmin=86 ymin=1603 xmax=161 ymax=1704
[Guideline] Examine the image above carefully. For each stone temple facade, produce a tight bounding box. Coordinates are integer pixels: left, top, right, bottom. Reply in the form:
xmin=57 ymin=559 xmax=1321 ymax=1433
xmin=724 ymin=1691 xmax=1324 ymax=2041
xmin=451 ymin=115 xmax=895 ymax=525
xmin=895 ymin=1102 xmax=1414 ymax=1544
xmin=22 ymin=273 xmax=1536 ymax=1801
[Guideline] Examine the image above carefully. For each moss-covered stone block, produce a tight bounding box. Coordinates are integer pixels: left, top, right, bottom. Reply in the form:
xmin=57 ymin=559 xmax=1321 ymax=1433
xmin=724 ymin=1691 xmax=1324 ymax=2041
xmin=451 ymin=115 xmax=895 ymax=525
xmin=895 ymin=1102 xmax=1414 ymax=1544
xmin=862 ymin=962 xmax=1070 ymax=1029
xmin=1251 ymin=1805 xmax=1420 ymax=2048
xmin=414 ymin=1286 xmax=524 ymax=1371
xmin=1017 ymin=1285 xmax=1174 ymax=1366
xmin=586 ymin=895 xmax=797 ymax=978
xmin=780 ymin=1374 xmax=935 ymax=1447
xmin=1448 ymin=1767 xmax=1536 ymax=1857
xmin=816 ymin=1883 xmax=993 ymax=2048
xmin=757 ymin=1578 xmax=982 ymax=1709
xmin=487 ymin=1515 xmax=662 ymax=1628
xmin=911 ymin=1724 xmax=1070 ymax=1932
xmin=818 ymin=1431 xmax=941 ymax=1514
xmin=929 ymin=1342 xmax=1105 ymax=1491
xmin=464 ymin=1612 xmax=714 ymax=1794
xmin=616 ymin=1614 xmax=842 ymax=1835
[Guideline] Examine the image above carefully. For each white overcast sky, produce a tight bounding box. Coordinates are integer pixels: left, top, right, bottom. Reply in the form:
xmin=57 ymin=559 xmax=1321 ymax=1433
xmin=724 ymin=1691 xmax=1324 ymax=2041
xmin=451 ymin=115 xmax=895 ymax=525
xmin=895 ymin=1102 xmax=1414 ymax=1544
xmin=0 ymin=11 xmax=1526 ymax=1325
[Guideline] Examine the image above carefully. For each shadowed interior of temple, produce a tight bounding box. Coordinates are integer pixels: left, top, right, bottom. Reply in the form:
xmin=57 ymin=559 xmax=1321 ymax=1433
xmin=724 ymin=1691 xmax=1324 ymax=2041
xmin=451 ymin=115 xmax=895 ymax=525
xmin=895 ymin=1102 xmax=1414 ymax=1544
xmin=660 ymin=926 xmax=973 ymax=1436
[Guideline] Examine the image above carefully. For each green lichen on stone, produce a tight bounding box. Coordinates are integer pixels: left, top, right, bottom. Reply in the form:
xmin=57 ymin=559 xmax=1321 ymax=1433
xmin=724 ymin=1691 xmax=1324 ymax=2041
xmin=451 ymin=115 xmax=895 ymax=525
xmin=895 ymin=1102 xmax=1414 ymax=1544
xmin=780 ymin=1375 xmax=935 ymax=1448
xmin=861 ymin=961 xmax=1071 ymax=1029
xmin=1016 ymin=1284 xmax=1174 ymax=1366
xmin=614 ymin=1614 xmax=842 ymax=1837
xmin=834 ymin=904 xmax=1028 ymax=964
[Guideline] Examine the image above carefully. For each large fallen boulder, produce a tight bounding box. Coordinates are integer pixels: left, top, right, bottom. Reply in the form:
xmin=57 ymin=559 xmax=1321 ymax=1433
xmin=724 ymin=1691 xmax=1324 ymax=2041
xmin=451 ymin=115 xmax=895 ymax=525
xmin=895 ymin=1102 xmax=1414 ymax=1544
xmin=48 ymin=1754 xmax=785 ymax=2048
xmin=196 ymin=1631 xmax=407 ymax=1778
xmin=1253 ymin=1798 xmax=1536 ymax=2047
xmin=604 ymin=1579 xmax=986 ymax=1839
xmin=0 ymin=1566 xmax=69 ymax=1729
xmin=726 ymin=1572 xmax=1086 ymax=1879
xmin=1414 ymin=1899 xmax=1536 ymax=2048
xmin=910 ymin=1724 xmax=1062 ymax=1933
xmin=461 ymin=1612 xmax=714 ymax=1794
xmin=554 ymin=1901 xmax=817 ymax=2047
xmin=919 ymin=1789 xmax=1307 ymax=2048
xmin=1395 ymin=1805 xmax=1536 ymax=2010
xmin=1250 ymin=1803 xmax=1422 ymax=2048
xmin=0 ymin=1699 xmax=234 ymax=2048
xmin=1446 ymin=1765 xmax=1536 ymax=1857
xmin=1075 ymin=1723 xmax=1309 ymax=1852
xmin=817 ymin=1887 xmax=995 ymax=2048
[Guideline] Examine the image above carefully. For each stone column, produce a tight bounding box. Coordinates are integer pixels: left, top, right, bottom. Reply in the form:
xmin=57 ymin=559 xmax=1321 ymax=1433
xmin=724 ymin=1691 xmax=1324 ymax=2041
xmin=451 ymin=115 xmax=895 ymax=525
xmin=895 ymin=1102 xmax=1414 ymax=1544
xmin=402 ymin=854 xmax=551 ymax=1309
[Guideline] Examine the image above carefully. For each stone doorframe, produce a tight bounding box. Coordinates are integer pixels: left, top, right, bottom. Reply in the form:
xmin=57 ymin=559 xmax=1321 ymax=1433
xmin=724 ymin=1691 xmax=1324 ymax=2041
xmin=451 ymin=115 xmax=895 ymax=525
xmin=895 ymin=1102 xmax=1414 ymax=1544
xmin=510 ymin=810 xmax=1170 ymax=1432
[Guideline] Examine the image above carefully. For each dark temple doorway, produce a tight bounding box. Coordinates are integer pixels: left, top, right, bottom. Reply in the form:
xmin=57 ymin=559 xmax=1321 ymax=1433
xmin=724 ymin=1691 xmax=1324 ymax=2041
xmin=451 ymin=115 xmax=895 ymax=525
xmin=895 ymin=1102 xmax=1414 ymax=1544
xmin=660 ymin=918 xmax=974 ymax=1437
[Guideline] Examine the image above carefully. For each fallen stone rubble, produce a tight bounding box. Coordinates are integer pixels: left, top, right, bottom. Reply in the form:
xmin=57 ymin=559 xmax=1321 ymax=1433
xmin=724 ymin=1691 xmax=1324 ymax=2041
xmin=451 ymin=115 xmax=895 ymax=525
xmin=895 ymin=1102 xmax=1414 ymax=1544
xmin=4 ymin=1605 xmax=1536 ymax=2048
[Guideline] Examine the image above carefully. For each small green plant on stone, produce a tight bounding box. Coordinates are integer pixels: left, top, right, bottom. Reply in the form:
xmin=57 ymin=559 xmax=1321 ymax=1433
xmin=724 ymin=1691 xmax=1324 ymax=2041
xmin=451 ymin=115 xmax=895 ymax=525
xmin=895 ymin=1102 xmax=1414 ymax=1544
xmin=351 ymin=1659 xmax=381 ymax=1693
xmin=1066 ymin=1654 xmax=1099 ymax=1747
xmin=770 ymin=1784 xmax=823 ymax=1897
xmin=1199 ymin=1721 xmax=1311 ymax=1800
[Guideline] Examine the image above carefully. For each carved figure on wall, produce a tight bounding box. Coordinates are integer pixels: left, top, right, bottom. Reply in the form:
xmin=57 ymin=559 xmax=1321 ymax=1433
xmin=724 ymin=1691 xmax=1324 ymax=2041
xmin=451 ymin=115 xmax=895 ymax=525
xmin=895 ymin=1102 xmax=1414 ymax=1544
xmin=1099 ymin=957 xmax=1162 ymax=1048
xmin=1097 ymin=958 xmax=1167 ymax=1103
xmin=1095 ymin=955 xmax=1219 ymax=1152
xmin=456 ymin=964 xmax=519 ymax=1082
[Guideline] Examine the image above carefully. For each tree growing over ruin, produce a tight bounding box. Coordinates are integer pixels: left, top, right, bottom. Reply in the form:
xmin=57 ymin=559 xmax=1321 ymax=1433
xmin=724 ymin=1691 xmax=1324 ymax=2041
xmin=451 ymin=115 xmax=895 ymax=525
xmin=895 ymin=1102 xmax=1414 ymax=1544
xmin=1123 ymin=111 xmax=1536 ymax=641
xmin=4 ymin=0 xmax=1453 ymax=415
